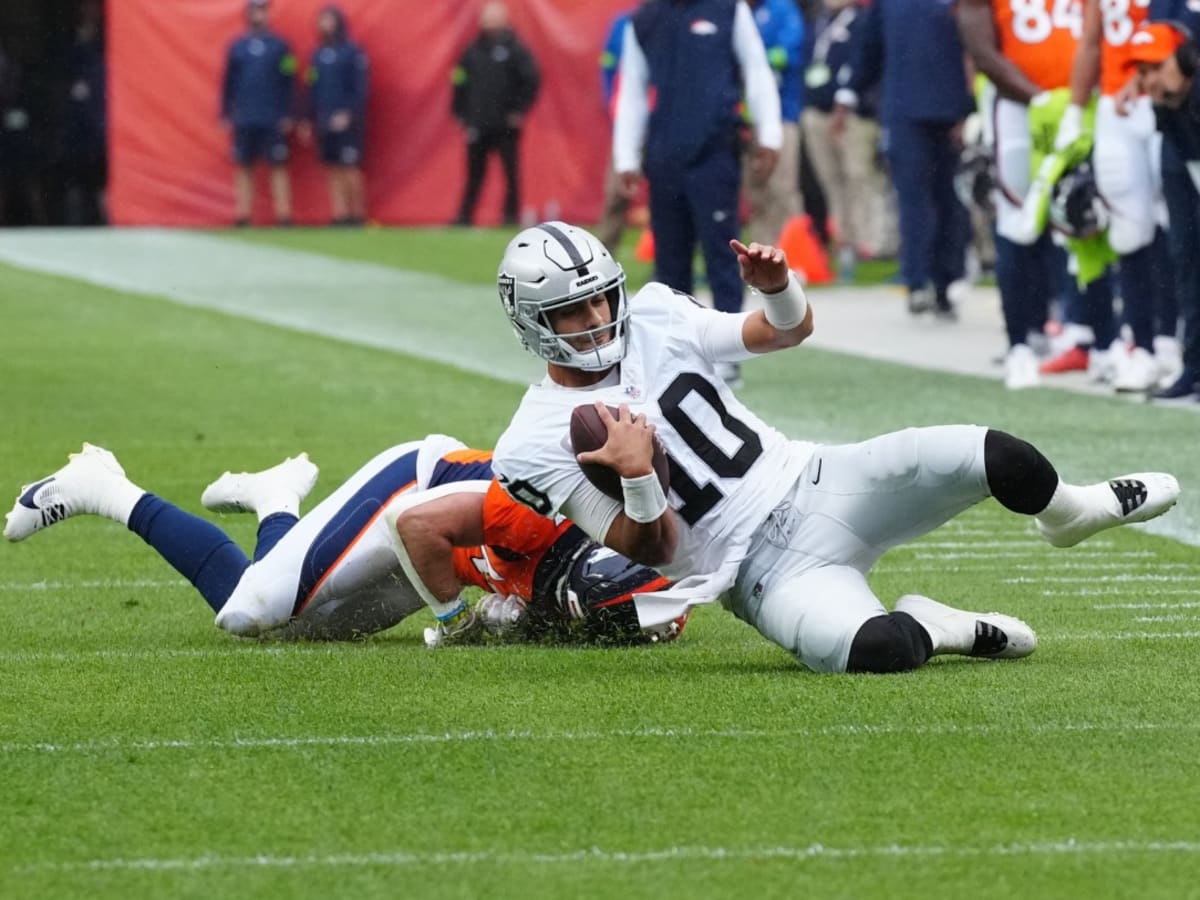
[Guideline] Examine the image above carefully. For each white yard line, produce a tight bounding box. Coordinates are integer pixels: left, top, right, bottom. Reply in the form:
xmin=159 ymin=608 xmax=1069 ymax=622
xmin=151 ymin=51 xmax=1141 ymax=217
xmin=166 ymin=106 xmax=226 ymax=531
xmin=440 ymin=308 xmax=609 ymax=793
xmin=1007 ymin=574 xmax=1200 ymax=584
xmin=3 ymin=627 xmax=1197 ymax=666
xmin=19 ymin=838 xmax=1200 ymax=874
xmin=909 ymin=551 xmax=1154 ymax=561
xmin=880 ymin=562 xmax=1197 ymax=574
xmin=1093 ymin=602 xmax=1200 ymax=609
xmin=0 ymin=579 xmax=187 ymax=591
xmin=2 ymin=719 xmax=1196 ymax=756
xmin=1048 ymin=588 xmax=1200 ymax=597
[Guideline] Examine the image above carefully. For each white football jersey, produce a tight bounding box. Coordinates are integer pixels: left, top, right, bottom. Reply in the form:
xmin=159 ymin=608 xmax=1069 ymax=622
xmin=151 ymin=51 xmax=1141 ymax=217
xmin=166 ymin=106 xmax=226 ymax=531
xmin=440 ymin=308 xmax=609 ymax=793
xmin=494 ymin=283 xmax=815 ymax=621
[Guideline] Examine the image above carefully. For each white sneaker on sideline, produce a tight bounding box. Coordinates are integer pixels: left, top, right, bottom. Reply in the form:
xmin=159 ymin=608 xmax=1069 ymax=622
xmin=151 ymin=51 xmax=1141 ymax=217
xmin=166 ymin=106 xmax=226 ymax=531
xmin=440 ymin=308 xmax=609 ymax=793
xmin=1154 ymin=335 xmax=1184 ymax=388
xmin=895 ymin=594 xmax=1036 ymax=660
xmin=4 ymin=443 xmax=132 ymax=542
xmin=1087 ymin=343 xmax=1116 ymax=383
xmin=1004 ymin=344 xmax=1040 ymax=390
xmin=1036 ymin=473 xmax=1181 ymax=548
xmin=1113 ymin=346 xmax=1158 ymax=393
xmin=201 ymin=453 xmax=319 ymax=516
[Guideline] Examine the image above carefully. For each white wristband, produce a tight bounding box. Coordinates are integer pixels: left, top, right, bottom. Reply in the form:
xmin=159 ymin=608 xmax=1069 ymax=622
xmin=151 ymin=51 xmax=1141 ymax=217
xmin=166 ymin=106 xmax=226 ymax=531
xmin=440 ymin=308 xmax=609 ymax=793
xmin=620 ymin=472 xmax=668 ymax=524
xmin=757 ymin=271 xmax=809 ymax=331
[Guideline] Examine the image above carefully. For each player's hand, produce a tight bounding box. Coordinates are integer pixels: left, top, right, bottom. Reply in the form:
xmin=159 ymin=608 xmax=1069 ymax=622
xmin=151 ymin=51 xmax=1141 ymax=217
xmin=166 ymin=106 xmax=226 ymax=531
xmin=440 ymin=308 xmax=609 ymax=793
xmin=617 ymin=170 xmax=641 ymax=199
xmin=749 ymin=146 xmax=779 ymax=185
xmin=506 ymin=112 xmax=524 ymax=129
xmin=730 ymin=239 xmax=790 ymax=293
xmin=329 ymin=110 xmax=352 ymax=132
xmin=1113 ymin=74 xmax=1141 ymax=116
xmin=575 ymin=402 xmax=657 ymax=479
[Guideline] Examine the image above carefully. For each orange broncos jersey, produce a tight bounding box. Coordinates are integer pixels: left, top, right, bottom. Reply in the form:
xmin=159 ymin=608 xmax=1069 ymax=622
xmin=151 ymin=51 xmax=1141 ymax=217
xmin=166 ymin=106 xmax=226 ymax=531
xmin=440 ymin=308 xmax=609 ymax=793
xmin=1098 ymin=0 xmax=1150 ymax=95
xmin=994 ymin=0 xmax=1082 ymax=90
xmin=452 ymin=479 xmax=574 ymax=600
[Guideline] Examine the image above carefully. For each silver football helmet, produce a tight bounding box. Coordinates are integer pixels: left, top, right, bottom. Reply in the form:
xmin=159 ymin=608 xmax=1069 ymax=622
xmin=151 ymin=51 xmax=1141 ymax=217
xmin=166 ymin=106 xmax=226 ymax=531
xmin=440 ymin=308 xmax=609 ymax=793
xmin=497 ymin=221 xmax=629 ymax=371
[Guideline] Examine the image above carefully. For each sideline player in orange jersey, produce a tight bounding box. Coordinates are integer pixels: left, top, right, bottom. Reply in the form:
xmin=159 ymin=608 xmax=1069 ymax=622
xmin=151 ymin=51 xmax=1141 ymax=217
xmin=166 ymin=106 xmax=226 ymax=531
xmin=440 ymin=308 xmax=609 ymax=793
xmin=959 ymin=0 xmax=1086 ymax=389
xmin=4 ymin=437 xmax=684 ymax=646
xmin=1056 ymin=0 xmax=1180 ymax=392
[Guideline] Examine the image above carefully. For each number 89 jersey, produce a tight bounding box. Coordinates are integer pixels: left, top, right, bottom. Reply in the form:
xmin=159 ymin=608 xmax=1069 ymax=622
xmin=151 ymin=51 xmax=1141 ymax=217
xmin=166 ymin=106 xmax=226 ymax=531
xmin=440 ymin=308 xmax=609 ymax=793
xmin=493 ymin=283 xmax=815 ymax=589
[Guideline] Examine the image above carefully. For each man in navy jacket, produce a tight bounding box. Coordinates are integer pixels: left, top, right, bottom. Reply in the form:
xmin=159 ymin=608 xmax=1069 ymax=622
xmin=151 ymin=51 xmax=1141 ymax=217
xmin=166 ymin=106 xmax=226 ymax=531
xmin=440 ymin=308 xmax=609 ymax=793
xmin=305 ymin=6 xmax=369 ymax=226
xmin=835 ymin=0 xmax=973 ymax=318
xmin=221 ymin=0 xmax=296 ymax=226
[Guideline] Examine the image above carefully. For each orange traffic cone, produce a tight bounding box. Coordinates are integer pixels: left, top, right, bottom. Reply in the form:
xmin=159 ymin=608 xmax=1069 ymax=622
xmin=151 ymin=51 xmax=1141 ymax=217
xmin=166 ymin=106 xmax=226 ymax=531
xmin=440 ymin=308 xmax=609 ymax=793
xmin=633 ymin=227 xmax=655 ymax=263
xmin=776 ymin=215 xmax=833 ymax=284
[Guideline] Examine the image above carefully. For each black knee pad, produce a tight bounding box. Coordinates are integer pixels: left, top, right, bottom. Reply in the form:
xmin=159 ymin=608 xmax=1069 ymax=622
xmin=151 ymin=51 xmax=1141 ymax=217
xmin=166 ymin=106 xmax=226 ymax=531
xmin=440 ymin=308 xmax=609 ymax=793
xmin=846 ymin=612 xmax=932 ymax=674
xmin=984 ymin=429 xmax=1059 ymax=515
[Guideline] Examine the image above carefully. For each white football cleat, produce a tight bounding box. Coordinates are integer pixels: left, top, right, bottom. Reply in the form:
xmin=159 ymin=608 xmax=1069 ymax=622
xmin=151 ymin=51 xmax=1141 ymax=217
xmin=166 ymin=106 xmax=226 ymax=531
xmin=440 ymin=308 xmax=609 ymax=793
xmin=1004 ymin=343 xmax=1040 ymax=390
xmin=201 ymin=453 xmax=318 ymax=517
xmin=1036 ymin=473 xmax=1180 ymax=548
xmin=4 ymin=443 xmax=130 ymax=542
xmin=895 ymin=594 xmax=1036 ymax=660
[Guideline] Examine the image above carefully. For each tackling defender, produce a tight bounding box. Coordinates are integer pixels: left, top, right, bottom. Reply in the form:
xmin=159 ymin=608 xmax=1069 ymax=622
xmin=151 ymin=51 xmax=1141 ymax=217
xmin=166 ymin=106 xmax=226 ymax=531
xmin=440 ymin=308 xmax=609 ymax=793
xmin=4 ymin=437 xmax=681 ymax=645
xmin=491 ymin=222 xmax=1180 ymax=674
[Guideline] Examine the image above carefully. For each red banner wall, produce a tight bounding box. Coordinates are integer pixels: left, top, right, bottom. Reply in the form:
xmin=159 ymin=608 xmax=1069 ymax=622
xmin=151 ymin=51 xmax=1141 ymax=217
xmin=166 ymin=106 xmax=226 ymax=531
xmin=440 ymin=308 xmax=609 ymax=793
xmin=109 ymin=0 xmax=632 ymax=226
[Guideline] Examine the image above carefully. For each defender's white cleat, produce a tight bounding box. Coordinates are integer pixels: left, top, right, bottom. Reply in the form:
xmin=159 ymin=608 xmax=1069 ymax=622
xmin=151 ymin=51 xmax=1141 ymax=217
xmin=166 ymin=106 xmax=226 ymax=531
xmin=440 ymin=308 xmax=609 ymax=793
xmin=1036 ymin=473 xmax=1180 ymax=548
xmin=895 ymin=594 xmax=1036 ymax=660
xmin=4 ymin=443 xmax=131 ymax=542
xmin=201 ymin=453 xmax=318 ymax=517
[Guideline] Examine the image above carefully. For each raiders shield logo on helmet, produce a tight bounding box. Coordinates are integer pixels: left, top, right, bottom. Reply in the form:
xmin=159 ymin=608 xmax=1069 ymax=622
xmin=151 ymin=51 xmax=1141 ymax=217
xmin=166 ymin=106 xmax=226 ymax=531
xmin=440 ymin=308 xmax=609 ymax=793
xmin=498 ymin=273 xmax=517 ymax=317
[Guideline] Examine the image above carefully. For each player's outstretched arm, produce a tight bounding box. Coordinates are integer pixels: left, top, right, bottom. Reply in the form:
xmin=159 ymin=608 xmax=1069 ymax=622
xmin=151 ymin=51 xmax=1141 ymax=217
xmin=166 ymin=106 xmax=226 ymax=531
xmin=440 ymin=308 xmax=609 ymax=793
xmin=393 ymin=490 xmax=486 ymax=618
xmin=730 ymin=239 xmax=814 ymax=353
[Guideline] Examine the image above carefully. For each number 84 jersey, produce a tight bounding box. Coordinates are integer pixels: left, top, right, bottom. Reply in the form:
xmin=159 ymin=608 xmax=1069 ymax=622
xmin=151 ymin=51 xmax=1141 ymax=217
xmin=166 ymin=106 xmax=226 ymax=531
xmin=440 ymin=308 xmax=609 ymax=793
xmin=493 ymin=282 xmax=815 ymax=591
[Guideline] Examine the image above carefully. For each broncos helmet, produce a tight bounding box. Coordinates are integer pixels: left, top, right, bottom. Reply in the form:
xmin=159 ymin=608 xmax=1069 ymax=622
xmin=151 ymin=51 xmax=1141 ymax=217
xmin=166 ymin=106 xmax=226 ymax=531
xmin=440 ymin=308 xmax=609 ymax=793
xmin=497 ymin=221 xmax=629 ymax=371
xmin=1049 ymin=162 xmax=1109 ymax=239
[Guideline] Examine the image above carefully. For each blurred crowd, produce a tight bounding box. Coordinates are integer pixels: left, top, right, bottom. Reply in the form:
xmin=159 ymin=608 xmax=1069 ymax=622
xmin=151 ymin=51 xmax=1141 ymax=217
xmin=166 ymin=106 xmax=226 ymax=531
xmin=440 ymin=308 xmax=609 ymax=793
xmin=5 ymin=0 xmax=1200 ymax=403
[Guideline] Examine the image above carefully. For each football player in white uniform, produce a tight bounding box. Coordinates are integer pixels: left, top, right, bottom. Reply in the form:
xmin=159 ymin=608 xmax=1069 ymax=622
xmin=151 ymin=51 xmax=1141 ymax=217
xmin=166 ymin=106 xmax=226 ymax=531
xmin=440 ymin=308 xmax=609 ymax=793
xmin=491 ymin=221 xmax=1180 ymax=674
xmin=3 ymin=436 xmax=684 ymax=645
xmin=4 ymin=436 xmax=495 ymax=640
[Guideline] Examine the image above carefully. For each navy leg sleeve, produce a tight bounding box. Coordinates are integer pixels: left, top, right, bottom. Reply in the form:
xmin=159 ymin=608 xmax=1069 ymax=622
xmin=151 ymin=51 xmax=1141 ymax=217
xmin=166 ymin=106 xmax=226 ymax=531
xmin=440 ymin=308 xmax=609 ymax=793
xmin=127 ymin=494 xmax=250 ymax=614
xmin=253 ymin=512 xmax=298 ymax=562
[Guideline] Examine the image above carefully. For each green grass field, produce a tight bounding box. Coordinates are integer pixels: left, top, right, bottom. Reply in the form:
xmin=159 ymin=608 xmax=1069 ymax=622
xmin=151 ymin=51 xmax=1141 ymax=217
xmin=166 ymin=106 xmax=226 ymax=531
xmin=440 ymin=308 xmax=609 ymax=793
xmin=1 ymin=228 xmax=1198 ymax=900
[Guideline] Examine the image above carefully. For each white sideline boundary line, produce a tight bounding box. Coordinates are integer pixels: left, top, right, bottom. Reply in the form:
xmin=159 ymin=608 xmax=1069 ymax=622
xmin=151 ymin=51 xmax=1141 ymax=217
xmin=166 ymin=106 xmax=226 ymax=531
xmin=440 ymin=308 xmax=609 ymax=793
xmin=19 ymin=838 xmax=1200 ymax=874
xmin=3 ymin=719 xmax=1198 ymax=756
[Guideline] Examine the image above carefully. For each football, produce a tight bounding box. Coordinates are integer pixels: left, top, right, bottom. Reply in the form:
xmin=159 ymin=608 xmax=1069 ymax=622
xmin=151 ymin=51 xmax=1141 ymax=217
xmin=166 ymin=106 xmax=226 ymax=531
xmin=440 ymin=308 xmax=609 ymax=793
xmin=569 ymin=403 xmax=670 ymax=500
